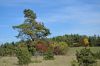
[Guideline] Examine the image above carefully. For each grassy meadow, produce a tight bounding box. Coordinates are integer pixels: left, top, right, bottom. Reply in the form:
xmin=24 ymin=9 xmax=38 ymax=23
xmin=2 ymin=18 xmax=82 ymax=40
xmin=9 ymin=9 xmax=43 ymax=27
xmin=0 ymin=47 xmax=100 ymax=66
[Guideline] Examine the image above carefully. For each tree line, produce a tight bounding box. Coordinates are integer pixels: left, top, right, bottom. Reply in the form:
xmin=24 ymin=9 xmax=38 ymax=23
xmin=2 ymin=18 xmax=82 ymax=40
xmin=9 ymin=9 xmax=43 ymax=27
xmin=51 ymin=34 xmax=100 ymax=47
xmin=0 ymin=34 xmax=100 ymax=56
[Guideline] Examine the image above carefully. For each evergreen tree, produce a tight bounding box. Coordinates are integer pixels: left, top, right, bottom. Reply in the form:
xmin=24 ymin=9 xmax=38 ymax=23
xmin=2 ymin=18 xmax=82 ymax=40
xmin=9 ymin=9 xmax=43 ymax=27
xmin=76 ymin=48 xmax=96 ymax=66
xmin=13 ymin=9 xmax=50 ymax=54
xmin=13 ymin=9 xmax=50 ymax=41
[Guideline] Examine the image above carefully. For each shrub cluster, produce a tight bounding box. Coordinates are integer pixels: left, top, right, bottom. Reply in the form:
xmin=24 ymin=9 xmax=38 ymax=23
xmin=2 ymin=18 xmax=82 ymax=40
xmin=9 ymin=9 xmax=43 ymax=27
xmin=76 ymin=48 xmax=96 ymax=66
xmin=0 ymin=43 xmax=16 ymax=56
xmin=15 ymin=44 xmax=32 ymax=66
xmin=43 ymin=48 xmax=54 ymax=60
xmin=35 ymin=40 xmax=49 ymax=53
xmin=51 ymin=42 xmax=68 ymax=55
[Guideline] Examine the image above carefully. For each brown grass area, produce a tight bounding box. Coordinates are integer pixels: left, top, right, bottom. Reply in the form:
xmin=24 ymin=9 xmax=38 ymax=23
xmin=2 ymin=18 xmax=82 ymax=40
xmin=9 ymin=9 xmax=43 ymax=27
xmin=0 ymin=47 xmax=100 ymax=66
xmin=0 ymin=55 xmax=75 ymax=66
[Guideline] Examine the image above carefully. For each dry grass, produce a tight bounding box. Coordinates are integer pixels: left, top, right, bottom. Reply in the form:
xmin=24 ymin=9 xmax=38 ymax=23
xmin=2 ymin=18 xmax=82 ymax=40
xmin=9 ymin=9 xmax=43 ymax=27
xmin=0 ymin=47 xmax=100 ymax=66
xmin=0 ymin=55 xmax=75 ymax=66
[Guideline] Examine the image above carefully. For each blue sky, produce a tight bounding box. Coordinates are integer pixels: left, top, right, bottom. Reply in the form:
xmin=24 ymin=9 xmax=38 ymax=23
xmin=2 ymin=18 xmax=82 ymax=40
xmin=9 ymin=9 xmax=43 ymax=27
xmin=0 ymin=0 xmax=100 ymax=43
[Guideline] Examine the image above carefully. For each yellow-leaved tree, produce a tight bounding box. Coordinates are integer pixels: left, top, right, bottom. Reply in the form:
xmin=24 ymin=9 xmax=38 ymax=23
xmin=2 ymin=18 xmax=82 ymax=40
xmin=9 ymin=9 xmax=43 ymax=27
xmin=83 ymin=37 xmax=89 ymax=47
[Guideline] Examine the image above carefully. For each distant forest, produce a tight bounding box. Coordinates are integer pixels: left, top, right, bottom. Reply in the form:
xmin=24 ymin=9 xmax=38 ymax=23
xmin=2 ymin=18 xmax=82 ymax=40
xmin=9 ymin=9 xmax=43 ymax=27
xmin=0 ymin=34 xmax=100 ymax=56
xmin=51 ymin=34 xmax=100 ymax=47
xmin=0 ymin=34 xmax=100 ymax=47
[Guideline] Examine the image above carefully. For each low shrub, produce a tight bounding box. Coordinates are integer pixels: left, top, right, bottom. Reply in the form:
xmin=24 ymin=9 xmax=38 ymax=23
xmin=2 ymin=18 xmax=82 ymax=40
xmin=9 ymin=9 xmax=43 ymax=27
xmin=51 ymin=42 xmax=68 ymax=55
xmin=76 ymin=48 xmax=96 ymax=66
xmin=35 ymin=40 xmax=49 ymax=54
xmin=16 ymin=44 xmax=32 ymax=66
xmin=0 ymin=44 xmax=16 ymax=56
xmin=43 ymin=48 xmax=54 ymax=60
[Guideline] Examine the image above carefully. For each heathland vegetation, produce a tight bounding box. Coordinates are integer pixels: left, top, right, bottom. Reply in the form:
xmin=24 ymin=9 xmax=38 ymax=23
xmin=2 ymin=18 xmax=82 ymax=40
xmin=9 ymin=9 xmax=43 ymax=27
xmin=0 ymin=9 xmax=100 ymax=66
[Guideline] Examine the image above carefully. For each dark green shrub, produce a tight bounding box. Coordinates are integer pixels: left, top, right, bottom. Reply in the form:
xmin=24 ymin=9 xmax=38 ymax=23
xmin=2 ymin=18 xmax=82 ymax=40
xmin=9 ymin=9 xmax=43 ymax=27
xmin=16 ymin=44 xmax=32 ymax=66
xmin=0 ymin=43 xmax=16 ymax=56
xmin=26 ymin=40 xmax=36 ymax=56
xmin=43 ymin=48 xmax=54 ymax=60
xmin=76 ymin=48 xmax=96 ymax=66
xmin=28 ymin=45 xmax=36 ymax=55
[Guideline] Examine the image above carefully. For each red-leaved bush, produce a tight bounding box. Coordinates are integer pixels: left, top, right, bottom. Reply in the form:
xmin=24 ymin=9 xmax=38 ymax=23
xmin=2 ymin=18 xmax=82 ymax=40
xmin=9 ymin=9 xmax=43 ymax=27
xmin=35 ymin=40 xmax=49 ymax=53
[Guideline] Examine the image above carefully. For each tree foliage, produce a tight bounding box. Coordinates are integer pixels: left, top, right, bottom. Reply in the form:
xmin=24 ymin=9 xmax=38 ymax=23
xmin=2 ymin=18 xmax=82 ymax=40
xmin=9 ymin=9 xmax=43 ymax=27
xmin=13 ymin=9 xmax=50 ymax=41
xmin=82 ymin=37 xmax=89 ymax=47
xmin=51 ymin=34 xmax=100 ymax=47
xmin=12 ymin=9 xmax=51 ymax=56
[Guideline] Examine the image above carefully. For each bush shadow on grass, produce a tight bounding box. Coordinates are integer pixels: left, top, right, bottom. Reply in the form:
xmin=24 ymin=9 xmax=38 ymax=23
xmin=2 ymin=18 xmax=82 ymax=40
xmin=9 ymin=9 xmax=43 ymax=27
xmin=31 ymin=60 xmax=42 ymax=63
